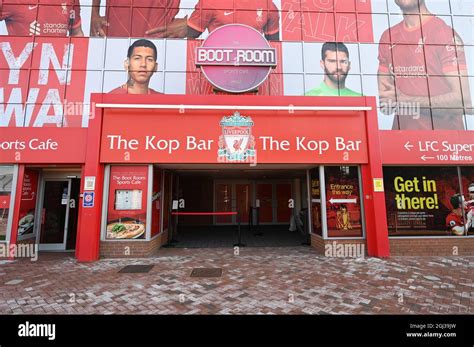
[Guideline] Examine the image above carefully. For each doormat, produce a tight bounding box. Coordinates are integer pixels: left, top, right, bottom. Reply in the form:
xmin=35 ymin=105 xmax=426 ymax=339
xmin=118 ymin=265 xmax=154 ymax=274
xmin=190 ymin=268 xmax=223 ymax=278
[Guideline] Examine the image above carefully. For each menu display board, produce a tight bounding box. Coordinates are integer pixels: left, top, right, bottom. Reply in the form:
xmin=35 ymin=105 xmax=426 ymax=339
xmin=106 ymin=166 xmax=148 ymax=240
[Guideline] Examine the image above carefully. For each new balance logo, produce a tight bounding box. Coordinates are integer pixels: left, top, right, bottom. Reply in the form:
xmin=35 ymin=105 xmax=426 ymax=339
xmin=415 ymin=37 xmax=425 ymax=54
xmin=29 ymin=21 xmax=41 ymax=36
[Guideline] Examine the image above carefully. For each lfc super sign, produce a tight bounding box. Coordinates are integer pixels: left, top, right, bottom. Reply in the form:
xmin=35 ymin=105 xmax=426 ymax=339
xmin=218 ymin=112 xmax=256 ymax=162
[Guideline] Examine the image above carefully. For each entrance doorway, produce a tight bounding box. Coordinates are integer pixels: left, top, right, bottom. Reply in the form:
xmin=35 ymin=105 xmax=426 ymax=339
xmin=159 ymin=164 xmax=312 ymax=248
xmin=37 ymin=176 xmax=81 ymax=251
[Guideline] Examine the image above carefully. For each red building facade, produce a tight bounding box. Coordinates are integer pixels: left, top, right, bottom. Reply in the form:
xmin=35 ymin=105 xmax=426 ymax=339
xmin=0 ymin=0 xmax=473 ymax=260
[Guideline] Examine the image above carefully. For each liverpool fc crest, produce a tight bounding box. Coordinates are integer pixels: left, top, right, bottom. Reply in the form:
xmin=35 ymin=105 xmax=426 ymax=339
xmin=218 ymin=112 xmax=256 ymax=162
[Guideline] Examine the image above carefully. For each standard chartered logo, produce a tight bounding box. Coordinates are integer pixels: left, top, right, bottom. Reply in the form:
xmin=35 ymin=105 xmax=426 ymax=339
xmin=43 ymin=23 xmax=68 ymax=35
xmin=29 ymin=21 xmax=68 ymax=35
xmin=29 ymin=21 xmax=41 ymax=36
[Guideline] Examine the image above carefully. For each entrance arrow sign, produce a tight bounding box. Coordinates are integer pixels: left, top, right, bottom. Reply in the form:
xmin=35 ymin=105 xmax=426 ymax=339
xmin=329 ymin=198 xmax=357 ymax=204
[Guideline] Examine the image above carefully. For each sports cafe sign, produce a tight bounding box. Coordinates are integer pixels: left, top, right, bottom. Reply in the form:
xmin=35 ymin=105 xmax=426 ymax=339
xmin=195 ymin=24 xmax=277 ymax=93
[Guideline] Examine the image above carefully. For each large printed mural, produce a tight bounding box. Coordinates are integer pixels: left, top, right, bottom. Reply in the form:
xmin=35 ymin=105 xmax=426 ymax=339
xmin=0 ymin=0 xmax=473 ymax=130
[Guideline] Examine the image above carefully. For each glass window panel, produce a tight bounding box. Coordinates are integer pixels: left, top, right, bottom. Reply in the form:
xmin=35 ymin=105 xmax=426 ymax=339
xmin=428 ymin=75 xmax=464 ymax=109
xmin=105 ymin=38 xmax=132 ymax=71
xmin=310 ymin=168 xmax=322 ymax=237
xmin=165 ymin=39 xmax=187 ymax=72
xmin=106 ymin=166 xmax=148 ymax=240
xmin=424 ymin=0 xmax=452 ymax=15
xmin=389 ymin=14 xmax=423 ymax=44
xmin=372 ymin=13 xmax=390 ymax=43
xmin=397 ymin=107 xmax=433 ymax=130
xmin=0 ymin=166 xmax=14 ymax=242
xmin=431 ymin=109 xmax=467 ymax=130
xmin=460 ymin=166 xmax=474 ymax=236
xmin=164 ymin=72 xmax=187 ymax=94
xmin=282 ymin=42 xmax=304 ymax=73
xmin=325 ymin=166 xmax=363 ymax=238
xmin=384 ymin=166 xmax=464 ymax=237
xmin=359 ymin=44 xmax=380 ymax=75
xmin=450 ymin=0 xmax=474 ymax=16
xmin=280 ymin=10 xmax=303 ymax=41
xmin=283 ymin=74 xmax=304 ymax=96
xmin=452 ymin=16 xmax=474 ymax=45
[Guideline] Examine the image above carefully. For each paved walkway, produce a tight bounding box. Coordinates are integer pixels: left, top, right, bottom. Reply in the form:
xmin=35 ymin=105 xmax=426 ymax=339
xmin=0 ymin=247 xmax=472 ymax=314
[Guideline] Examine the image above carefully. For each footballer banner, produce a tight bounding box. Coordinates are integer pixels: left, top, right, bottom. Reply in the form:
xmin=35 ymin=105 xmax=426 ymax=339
xmin=0 ymin=0 xmax=473 ymax=131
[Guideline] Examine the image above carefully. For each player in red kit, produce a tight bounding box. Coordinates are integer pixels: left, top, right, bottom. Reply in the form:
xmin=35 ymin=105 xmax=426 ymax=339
xmin=446 ymin=194 xmax=473 ymax=236
xmin=109 ymin=39 xmax=161 ymax=95
xmin=187 ymin=0 xmax=280 ymax=39
xmin=378 ymin=0 xmax=472 ymax=130
xmin=468 ymin=184 xmax=474 ymax=208
xmin=147 ymin=0 xmax=280 ymax=40
xmin=0 ymin=0 xmax=83 ymax=36
xmin=90 ymin=0 xmax=180 ymax=37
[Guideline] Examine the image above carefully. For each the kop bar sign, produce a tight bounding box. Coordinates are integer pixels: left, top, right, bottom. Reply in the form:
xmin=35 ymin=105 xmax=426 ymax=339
xmin=195 ymin=24 xmax=277 ymax=93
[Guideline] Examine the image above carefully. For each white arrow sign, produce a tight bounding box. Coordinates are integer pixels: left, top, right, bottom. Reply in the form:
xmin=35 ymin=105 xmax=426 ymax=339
xmin=421 ymin=155 xmax=434 ymax=161
xmin=329 ymin=198 xmax=357 ymax=204
xmin=404 ymin=141 xmax=414 ymax=151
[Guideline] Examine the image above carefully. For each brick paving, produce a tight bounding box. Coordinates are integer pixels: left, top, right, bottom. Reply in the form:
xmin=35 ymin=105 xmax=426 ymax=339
xmin=0 ymin=247 xmax=472 ymax=314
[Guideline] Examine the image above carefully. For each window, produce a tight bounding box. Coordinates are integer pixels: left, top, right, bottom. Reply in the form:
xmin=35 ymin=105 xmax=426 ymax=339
xmin=0 ymin=166 xmax=14 ymax=242
xmin=106 ymin=166 xmax=148 ymax=240
xmin=325 ymin=166 xmax=363 ymax=238
xmin=310 ymin=168 xmax=322 ymax=236
xmin=384 ymin=166 xmax=473 ymax=237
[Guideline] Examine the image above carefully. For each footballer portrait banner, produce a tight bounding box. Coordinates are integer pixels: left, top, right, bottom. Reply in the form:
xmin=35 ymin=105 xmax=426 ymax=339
xmin=100 ymin=109 xmax=369 ymax=164
xmin=0 ymin=0 xmax=473 ymax=131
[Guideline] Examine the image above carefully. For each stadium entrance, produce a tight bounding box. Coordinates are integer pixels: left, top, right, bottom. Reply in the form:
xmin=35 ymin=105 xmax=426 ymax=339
xmin=69 ymin=93 xmax=390 ymax=261
xmin=161 ymin=165 xmax=312 ymax=248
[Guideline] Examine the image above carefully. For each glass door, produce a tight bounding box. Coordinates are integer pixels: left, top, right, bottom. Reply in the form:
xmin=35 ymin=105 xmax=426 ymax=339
xmin=215 ymin=183 xmax=233 ymax=224
xmin=236 ymin=183 xmax=252 ymax=224
xmin=256 ymin=183 xmax=273 ymax=223
xmin=38 ymin=179 xmax=71 ymax=251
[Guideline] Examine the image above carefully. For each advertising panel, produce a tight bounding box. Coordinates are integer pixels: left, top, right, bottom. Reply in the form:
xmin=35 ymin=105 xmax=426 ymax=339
xmin=324 ymin=166 xmax=362 ymax=238
xmin=106 ymin=165 xmax=148 ymax=240
xmin=0 ymin=166 xmax=14 ymax=241
xmin=16 ymin=169 xmax=39 ymax=241
xmin=384 ymin=166 xmax=474 ymax=236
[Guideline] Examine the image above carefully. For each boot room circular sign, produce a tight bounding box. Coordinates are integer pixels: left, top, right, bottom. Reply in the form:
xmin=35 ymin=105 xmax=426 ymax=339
xmin=195 ymin=24 xmax=277 ymax=93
